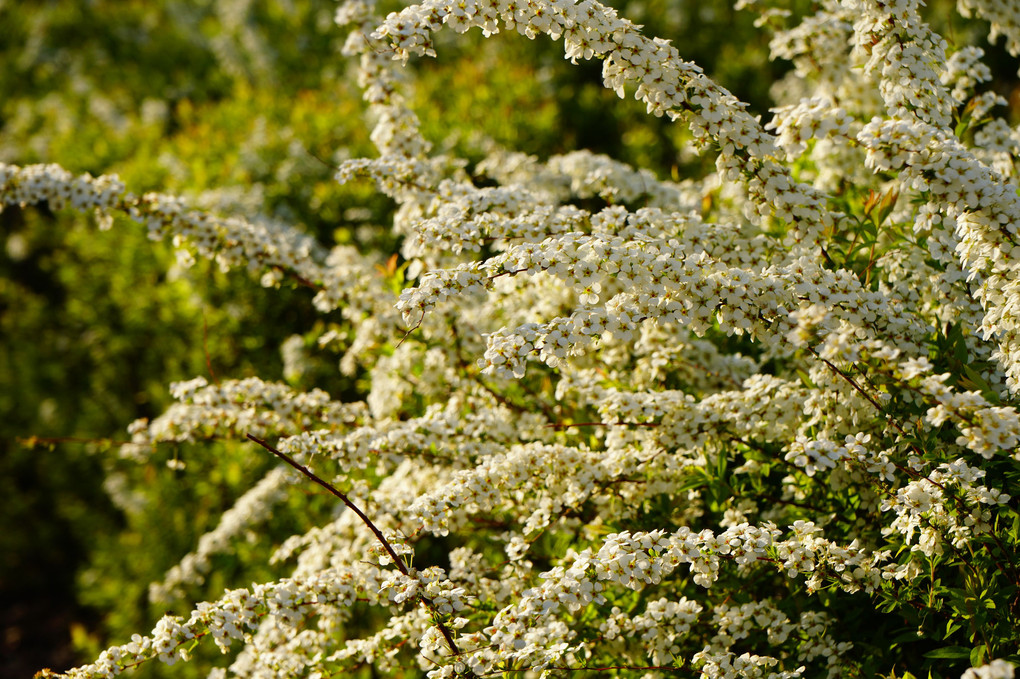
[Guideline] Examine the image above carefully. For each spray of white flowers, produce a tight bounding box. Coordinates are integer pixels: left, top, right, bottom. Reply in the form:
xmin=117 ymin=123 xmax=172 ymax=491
xmin=7 ymin=0 xmax=1020 ymax=677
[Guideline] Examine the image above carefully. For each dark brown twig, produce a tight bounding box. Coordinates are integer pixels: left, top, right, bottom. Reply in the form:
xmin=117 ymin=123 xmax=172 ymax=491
xmin=809 ymin=350 xmax=1020 ymax=583
xmin=246 ymin=434 xmax=461 ymax=656
xmin=544 ymin=421 xmax=658 ymax=429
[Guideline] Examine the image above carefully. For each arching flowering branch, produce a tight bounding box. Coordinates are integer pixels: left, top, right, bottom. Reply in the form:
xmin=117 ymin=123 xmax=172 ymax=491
xmin=369 ymin=0 xmax=839 ymax=253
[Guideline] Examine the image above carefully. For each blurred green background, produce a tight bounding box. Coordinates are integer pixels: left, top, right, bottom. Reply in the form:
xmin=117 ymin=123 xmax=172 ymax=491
xmin=1 ymin=0 xmax=1016 ymax=677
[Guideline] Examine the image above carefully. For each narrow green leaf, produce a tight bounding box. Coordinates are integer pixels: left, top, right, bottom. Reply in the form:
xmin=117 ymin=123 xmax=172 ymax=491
xmin=923 ymin=646 xmax=972 ymax=660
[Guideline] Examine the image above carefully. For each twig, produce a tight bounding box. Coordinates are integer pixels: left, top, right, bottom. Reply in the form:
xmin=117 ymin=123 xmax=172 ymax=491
xmin=396 ymin=310 xmax=425 ymax=348
xmin=487 ymin=663 xmax=686 ymax=675
xmin=246 ymin=434 xmax=461 ymax=656
xmin=809 ymin=350 xmax=1020 ymax=583
xmin=545 ymin=421 xmax=658 ymax=429
xmin=271 ymin=264 xmax=321 ymax=290
xmin=449 ymin=319 xmax=558 ymax=421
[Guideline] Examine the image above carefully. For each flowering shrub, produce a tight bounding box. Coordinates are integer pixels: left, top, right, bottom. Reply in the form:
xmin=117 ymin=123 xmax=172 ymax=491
xmin=6 ymin=0 xmax=1020 ymax=677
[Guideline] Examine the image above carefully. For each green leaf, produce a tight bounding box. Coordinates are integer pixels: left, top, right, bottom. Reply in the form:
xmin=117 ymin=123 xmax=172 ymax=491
xmin=923 ymin=646 xmax=972 ymax=660
xmin=674 ymin=471 xmax=709 ymax=494
xmin=960 ymin=364 xmax=999 ymax=403
xmin=796 ymin=368 xmax=816 ymax=389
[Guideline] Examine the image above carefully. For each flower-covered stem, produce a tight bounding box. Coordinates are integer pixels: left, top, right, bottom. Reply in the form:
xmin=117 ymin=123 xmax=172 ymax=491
xmin=370 ymin=0 xmax=840 ymax=253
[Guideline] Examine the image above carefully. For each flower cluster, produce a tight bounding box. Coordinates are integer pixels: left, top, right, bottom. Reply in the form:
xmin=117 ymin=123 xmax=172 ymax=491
xmin=23 ymin=0 xmax=1020 ymax=677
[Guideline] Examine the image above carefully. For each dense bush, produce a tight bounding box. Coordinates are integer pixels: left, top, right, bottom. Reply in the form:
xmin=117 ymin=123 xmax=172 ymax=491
xmin=4 ymin=0 xmax=1020 ymax=678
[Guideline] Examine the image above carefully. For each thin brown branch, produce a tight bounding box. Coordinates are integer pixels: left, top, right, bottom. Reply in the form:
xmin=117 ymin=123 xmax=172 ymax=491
xmin=449 ymin=319 xmax=558 ymax=421
xmin=545 ymin=421 xmax=659 ymax=429
xmin=396 ymin=310 xmax=425 ymax=348
xmin=271 ymin=264 xmax=321 ymax=290
xmin=487 ymin=664 xmax=686 ymax=675
xmin=246 ymin=434 xmax=462 ymax=656
xmin=809 ymin=350 xmax=1020 ymax=583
